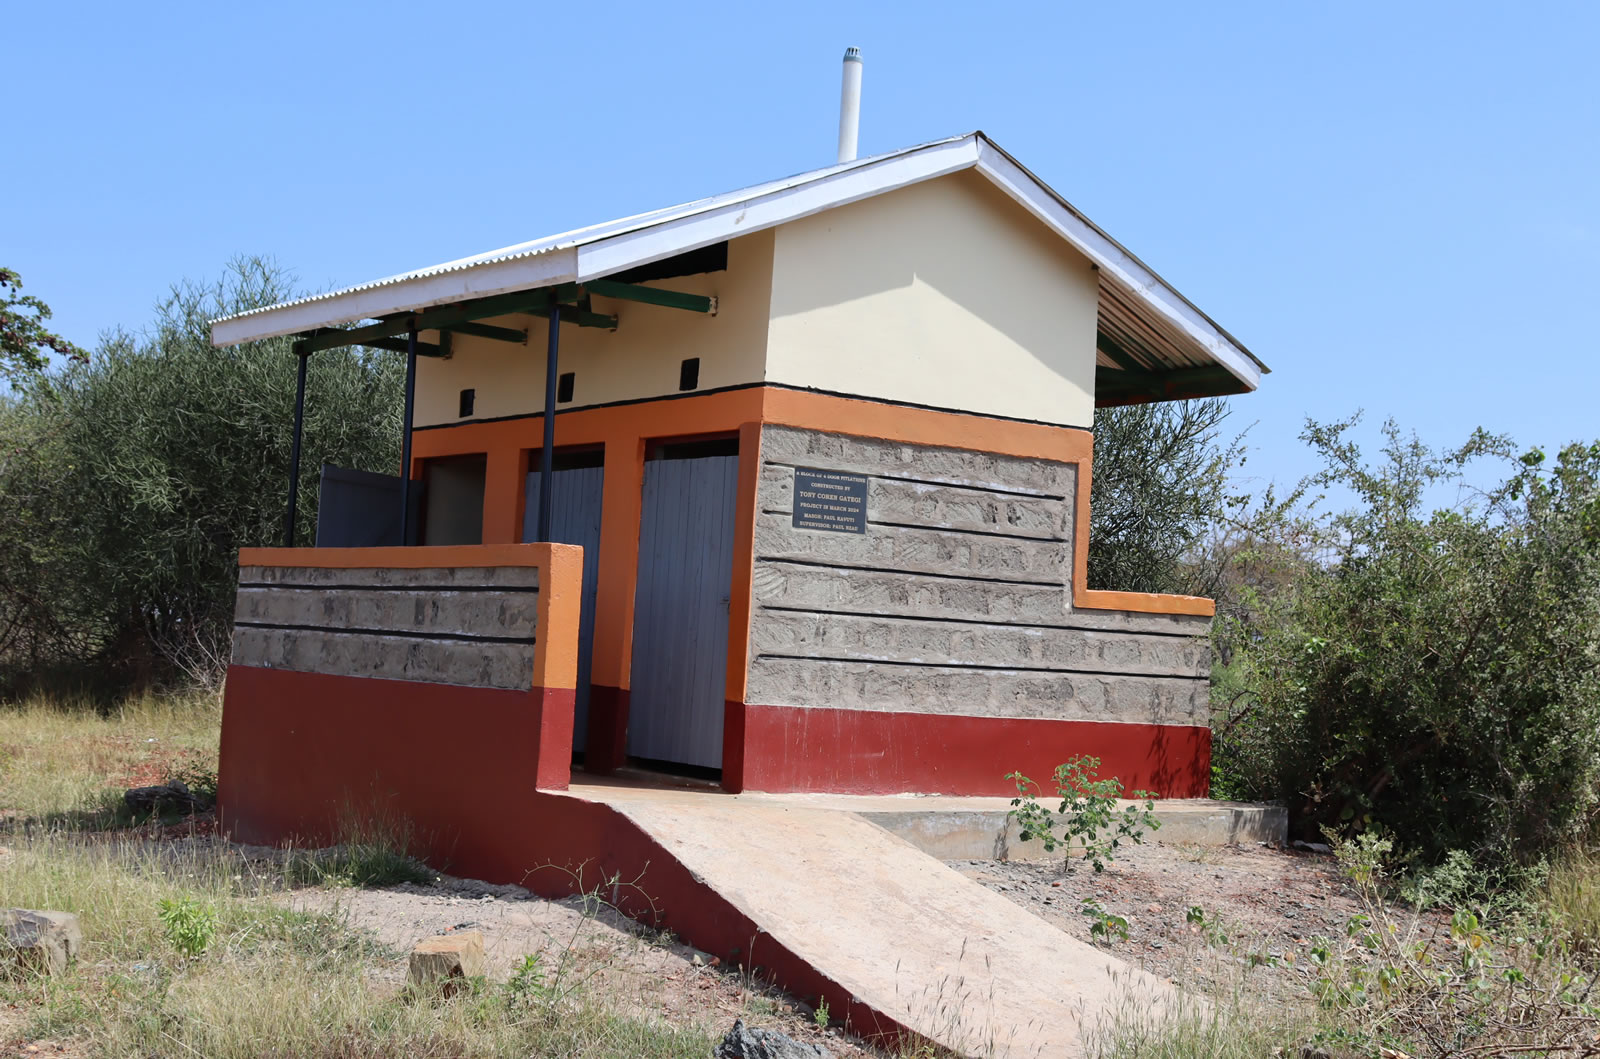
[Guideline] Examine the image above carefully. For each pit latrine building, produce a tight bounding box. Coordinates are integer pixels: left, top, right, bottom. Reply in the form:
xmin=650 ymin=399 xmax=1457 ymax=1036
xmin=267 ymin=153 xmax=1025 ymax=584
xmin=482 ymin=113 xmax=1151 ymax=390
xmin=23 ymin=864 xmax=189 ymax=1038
xmin=211 ymin=131 xmax=1267 ymax=816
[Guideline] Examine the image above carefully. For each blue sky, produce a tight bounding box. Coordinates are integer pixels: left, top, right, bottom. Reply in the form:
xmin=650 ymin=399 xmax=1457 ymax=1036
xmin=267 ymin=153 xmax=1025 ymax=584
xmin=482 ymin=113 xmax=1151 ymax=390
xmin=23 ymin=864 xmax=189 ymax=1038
xmin=10 ymin=0 xmax=1597 ymax=494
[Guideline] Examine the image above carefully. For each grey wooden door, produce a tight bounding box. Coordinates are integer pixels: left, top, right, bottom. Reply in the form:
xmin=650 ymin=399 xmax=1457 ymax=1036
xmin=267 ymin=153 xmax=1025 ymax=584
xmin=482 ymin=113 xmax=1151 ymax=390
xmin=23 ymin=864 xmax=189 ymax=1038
xmin=626 ymin=454 xmax=739 ymax=769
xmin=523 ymin=465 xmax=605 ymax=752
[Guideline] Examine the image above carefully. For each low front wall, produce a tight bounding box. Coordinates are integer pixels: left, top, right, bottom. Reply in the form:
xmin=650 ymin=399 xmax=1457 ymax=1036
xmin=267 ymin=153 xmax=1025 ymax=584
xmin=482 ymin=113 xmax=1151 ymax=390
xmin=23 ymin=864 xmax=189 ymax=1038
xmin=218 ymin=543 xmax=582 ymax=868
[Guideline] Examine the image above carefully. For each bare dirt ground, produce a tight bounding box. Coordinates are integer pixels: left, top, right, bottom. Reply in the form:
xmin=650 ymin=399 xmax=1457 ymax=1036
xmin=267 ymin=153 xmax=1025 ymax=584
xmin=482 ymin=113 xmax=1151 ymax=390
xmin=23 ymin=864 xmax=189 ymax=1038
xmin=286 ymin=871 xmax=874 ymax=1057
xmin=950 ymin=839 xmax=1369 ymax=998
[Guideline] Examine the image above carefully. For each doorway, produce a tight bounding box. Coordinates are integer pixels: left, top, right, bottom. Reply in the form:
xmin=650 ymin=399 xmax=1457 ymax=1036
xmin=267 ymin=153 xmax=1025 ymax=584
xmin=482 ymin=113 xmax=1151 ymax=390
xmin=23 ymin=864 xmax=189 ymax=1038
xmin=422 ymin=454 xmax=486 ymax=545
xmin=523 ymin=449 xmax=605 ymax=753
xmin=626 ymin=439 xmax=740 ymax=772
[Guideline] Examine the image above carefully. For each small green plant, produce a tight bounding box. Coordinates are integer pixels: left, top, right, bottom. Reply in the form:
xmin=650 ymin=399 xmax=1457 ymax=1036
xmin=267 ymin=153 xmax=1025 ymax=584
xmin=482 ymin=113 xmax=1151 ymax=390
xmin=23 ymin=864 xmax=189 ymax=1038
xmin=813 ymin=997 xmax=829 ymax=1028
xmin=1006 ymin=756 xmax=1160 ymax=872
xmin=504 ymin=953 xmax=549 ymax=1007
xmin=1081 ymin=898 xmax=1130 ymax=944
xmin=156 ymin=896 xmax=216 ymax=958
xmin=1185 ymin=904 xmax=1229 ymax=948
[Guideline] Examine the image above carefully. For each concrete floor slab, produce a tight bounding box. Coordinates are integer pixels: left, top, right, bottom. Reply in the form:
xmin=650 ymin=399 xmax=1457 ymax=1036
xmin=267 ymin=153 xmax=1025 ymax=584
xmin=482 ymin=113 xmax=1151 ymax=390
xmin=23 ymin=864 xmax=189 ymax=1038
xmin=566 ymin=781 xmax=1190 ymax=1057
xmin=573 ymin=775 xmax=1286 ymax=861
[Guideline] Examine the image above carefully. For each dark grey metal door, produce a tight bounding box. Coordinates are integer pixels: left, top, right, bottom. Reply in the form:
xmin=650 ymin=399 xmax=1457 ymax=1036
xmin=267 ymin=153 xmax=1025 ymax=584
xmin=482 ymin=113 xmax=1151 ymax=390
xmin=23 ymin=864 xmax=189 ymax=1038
xmin=315 ymin=464 xmax=422 ymax=547
xmin=627 ymin=454 xmax=739 ymax=769
xmin=523 ymin=465 xmax=605 ymax=752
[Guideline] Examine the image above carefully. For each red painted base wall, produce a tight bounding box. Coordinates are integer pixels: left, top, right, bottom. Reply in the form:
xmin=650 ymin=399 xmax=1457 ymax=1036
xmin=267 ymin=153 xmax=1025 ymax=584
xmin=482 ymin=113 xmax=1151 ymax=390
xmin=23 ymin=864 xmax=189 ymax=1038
xmin=218 ymin=665 xmax=573 ymax=880
xmin=733 ymin=703 xmax=1211 ymax=798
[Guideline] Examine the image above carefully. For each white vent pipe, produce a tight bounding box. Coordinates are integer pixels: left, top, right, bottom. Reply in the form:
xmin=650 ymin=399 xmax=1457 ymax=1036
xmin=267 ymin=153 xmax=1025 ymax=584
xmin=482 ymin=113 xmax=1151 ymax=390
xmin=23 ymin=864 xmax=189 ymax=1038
xmin=837 ymin=47 xmax=863 ymax=163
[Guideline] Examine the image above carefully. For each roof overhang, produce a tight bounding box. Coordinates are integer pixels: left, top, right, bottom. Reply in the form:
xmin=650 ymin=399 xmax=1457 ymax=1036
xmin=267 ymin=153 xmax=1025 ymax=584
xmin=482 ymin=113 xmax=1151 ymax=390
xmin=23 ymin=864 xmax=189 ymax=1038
xmin=211 ymin=132 xmax=1267 ymax=401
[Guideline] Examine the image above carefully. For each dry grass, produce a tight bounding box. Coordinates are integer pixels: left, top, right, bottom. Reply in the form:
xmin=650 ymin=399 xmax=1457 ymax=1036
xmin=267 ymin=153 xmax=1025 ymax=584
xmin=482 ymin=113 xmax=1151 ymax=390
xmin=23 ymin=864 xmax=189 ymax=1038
xmin=1548 ymin=846 xmax=1600 ymax=962
xmin=0 ymin=690 xmax=220 ymax=827
xmin=1087 ymin=984 xmax=1306 ymax=1059
xmin=1084 ymin=845 xmax=1600 ymax=1059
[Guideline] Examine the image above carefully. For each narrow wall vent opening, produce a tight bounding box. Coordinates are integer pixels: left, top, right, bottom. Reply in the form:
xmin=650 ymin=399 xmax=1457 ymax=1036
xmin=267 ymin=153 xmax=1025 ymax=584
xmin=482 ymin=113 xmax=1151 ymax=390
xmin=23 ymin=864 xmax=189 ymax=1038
xmin=458 ymin=388 xmax=475 ymax=418
xmin=679 ymin=358 xmax=700 ymax=391
xmin=557 ymin=372 xmax=575 ymax=404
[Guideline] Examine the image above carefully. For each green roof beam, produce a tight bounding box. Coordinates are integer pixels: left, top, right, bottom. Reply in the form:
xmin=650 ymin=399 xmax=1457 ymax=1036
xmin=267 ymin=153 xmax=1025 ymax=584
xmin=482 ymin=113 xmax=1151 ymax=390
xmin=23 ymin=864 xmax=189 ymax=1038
xmin=1096 ymin=330 xmax=1151 ymax=375
xmin=444 ymin=321 xmax=528 ymax=345
xmin=583 ymin=279 xmax=716 ymax=314
xmin=294 ymin=284 xmax=606 ymax=354
xmin=1095 ymin=364 xmax=1250 ymax=407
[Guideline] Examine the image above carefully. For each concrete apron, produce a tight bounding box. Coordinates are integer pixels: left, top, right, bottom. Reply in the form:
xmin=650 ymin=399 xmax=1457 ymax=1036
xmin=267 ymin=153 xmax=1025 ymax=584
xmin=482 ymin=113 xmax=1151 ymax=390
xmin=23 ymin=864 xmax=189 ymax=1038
xmin=561 ymin=782 xmax=1202 ymax=1058
xmin=857 ymin=797 xmax=1287 ymax=862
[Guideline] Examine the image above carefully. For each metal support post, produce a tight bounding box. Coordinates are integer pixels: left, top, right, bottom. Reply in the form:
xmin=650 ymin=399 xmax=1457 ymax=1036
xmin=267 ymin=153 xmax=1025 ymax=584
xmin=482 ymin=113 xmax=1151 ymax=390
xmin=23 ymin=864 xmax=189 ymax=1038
xmin=398 ymin=324 xmax=418 ymax=545
xmin=284 ymin=344 xmax=310 ymax=547
xmin=536 ymin=303 xmax=561 ymax=542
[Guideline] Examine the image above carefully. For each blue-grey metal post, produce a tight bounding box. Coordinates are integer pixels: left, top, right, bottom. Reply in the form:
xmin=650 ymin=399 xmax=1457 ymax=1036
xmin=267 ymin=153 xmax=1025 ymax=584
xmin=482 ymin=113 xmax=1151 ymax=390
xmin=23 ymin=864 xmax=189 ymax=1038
xmin=536 ymin=302 xmax=560 ymax=542
xmin=284 ymin=342 xmax=310 ymax=547
xmin=398 ymin=323 xmax=418 ymax=545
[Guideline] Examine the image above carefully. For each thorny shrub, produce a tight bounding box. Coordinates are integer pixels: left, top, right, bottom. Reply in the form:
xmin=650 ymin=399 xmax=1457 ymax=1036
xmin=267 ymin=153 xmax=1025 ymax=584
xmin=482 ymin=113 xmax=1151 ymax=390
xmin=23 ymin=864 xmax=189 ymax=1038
xmin=1212 ymin=417 xmax=1600 ymax=875
xmin=1295 ymin=831 xmax=1600 ymax=1058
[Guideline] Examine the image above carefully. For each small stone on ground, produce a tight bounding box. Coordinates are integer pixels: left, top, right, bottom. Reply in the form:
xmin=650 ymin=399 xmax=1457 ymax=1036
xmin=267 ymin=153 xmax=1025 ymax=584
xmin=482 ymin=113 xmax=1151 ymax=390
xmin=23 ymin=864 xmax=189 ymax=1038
xmin=3 ymin=909 xmax=82 ymax=976
xmin=715 ymin=1017 xmax=830 ymax=1059
xmin=407 ymin=930 xmax=486 ymax=995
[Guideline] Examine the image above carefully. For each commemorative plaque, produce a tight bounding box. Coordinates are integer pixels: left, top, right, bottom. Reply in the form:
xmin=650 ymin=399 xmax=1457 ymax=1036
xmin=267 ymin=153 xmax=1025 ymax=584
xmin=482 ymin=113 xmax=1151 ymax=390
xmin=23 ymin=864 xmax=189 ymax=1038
xmin=791 ymin=467 xmax=868 ymax=534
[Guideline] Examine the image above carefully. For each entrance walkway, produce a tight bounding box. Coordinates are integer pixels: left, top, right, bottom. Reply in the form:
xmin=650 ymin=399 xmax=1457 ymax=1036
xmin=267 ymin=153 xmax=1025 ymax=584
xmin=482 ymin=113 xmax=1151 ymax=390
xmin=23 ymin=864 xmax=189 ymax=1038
xmin=556 ymin=779 xmax=1198 ymax=1057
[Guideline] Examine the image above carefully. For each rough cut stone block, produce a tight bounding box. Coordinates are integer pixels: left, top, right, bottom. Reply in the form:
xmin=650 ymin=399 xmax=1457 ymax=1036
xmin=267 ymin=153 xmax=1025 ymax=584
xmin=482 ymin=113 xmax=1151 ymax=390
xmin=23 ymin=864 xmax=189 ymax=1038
xmin=407 ymin=931 xmax=486 ymax=994
xmin=715 ymin=1018 xmax=830 ymax=1059
xmin=3 ymin=909 xmax=82 ymax=975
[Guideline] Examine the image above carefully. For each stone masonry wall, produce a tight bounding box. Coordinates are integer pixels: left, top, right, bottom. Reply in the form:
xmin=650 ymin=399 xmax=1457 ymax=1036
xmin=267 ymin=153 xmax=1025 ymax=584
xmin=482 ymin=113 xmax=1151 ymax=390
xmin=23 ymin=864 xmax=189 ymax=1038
xmin=231 ymin=564 xmax=539 ymax=691
xmin=746 ymin=425 xmax=1210 ymax=725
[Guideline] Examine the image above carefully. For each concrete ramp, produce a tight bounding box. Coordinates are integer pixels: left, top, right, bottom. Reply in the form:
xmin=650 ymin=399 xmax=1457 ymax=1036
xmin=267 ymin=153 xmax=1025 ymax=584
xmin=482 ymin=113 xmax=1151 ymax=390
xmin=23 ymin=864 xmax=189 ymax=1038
xmin=578 ymin=786 xmax=1181 ymax=1058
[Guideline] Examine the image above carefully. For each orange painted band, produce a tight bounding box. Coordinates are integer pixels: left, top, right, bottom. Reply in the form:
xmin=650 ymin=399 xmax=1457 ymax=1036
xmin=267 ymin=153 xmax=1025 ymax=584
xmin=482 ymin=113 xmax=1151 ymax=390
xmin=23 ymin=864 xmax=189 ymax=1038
xmin=1075 ymin=589 xmax=1215 ymax=617
xmin=236 ymin=543 xmax=583 ymax=690
xmin=757 ymin=388 xmax=1094 ymax=464
xmin=240 ymin=543 xmax=557 ymax=569
xmin=1066 ymin=447 xmax=1215 ymax=617
xmin=411 ymin=386 xmax=1093 ymax=466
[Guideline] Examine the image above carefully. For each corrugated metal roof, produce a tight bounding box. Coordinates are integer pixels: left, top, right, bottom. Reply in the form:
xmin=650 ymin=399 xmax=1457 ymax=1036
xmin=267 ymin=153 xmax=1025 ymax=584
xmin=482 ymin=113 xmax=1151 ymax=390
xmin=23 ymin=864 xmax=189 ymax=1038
xmin=211 ymin=142 xmax=957 ymax=328
xmin=210 ymin=132 xmax=1267 ymax=391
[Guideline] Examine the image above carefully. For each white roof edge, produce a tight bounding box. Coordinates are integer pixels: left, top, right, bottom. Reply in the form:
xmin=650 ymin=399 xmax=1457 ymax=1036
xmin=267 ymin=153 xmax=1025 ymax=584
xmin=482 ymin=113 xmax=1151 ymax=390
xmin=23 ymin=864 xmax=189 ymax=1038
xmin=574 ymin=136 xmax=978 ymax=281
xmin=208 ymin=132 xmax=1264 ymax=392
xmin=209 ymin=248 xmax=580 ymax=347
xmin=972 ymin=142 xmax=1262 ymax=391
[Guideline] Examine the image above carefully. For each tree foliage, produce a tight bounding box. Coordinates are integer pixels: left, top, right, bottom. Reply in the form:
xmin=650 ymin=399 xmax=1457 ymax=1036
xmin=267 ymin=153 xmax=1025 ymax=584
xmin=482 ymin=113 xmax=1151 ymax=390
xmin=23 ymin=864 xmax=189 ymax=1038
xmin=0 ymin=258 xmax=403 ymax=692
xmin=1214 ymin=417 xmax=1600 ymax=871
xmin=0 ymin=268 xmax=87 ymax=382
xmin=1087 ymin=397 xmax=1245 ymax=595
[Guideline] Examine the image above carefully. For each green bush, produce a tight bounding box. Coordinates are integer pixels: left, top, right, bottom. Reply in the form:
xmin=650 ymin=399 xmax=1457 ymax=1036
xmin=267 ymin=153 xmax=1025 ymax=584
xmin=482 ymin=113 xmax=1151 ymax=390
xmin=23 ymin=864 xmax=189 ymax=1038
xmin=0 ymin=257 xmax=402 ymax=693
xmin=1215 ymin=418 xmax=1600 ymax=873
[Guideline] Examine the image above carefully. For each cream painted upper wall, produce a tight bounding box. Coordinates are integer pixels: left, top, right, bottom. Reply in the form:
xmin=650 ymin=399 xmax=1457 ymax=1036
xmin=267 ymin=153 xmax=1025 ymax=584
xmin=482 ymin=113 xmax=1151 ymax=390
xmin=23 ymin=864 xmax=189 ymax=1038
xmin=413 ymin=230 xmax=774 ymax=427
xmin=765 ymin=170 xmax=1099 ymax=428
